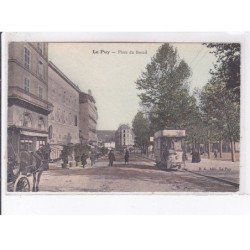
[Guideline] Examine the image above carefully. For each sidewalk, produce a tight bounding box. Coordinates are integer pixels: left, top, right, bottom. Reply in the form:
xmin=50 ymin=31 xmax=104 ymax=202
xmin=184 ymin=158 xmax=239 ymax=171
xmin=135 ymin=153 xmax=239 ymax=172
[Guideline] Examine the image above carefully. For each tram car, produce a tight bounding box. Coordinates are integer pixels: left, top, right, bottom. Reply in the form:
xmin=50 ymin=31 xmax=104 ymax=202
xmin=154 ymin=129 xmax=186 ymax=169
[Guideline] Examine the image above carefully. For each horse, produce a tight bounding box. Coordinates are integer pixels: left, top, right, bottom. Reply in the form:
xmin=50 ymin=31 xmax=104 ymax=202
xmin=19 ymin=144 xmax=51 ymax=192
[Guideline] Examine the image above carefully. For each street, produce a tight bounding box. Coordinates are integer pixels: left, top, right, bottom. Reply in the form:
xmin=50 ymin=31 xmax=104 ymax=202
xmin=39 ymin=153 xmax=239 ymax=192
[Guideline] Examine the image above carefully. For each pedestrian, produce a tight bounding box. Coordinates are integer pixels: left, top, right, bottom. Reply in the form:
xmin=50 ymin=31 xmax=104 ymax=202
xmin=214 ymin=149 xmax=218 ymax=158
xmin=108 ymin=150 xmax=115 ymax=166
xmin=81 ymin=153 xmax=87 ymax=167
xmin=191 ymin=148 xmax=200 ymax=163
xmin=90 ymin=151 xmax=96 ymax=166
xmin=124 ymin=149 xmax=130 ymax=164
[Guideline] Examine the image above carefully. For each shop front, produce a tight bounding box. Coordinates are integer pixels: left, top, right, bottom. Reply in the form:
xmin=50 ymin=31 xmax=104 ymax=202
xmin=8 ymin=126 xmax=48 ymax=159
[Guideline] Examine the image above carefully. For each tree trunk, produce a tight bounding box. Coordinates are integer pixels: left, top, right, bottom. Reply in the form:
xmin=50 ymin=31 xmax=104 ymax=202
xmin=219 ymin=140 xmax=223 ymax=158
xmin=207 ymin=140 xmax=211 ymax=159
xmin=230 ymin=139 xmax=235 ymax=162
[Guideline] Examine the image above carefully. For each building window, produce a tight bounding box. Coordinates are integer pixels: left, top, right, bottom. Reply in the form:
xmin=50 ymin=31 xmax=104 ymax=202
xmin=38 ymin=43 xmax=44 ymax=54
xmin=20 ymin=113 xmax=32 ymax=127
xmin=24 ymin=78 xmax=30 ymax=92
xmin=48 ymin=125 xmax=53 ymax=139
xmin=20 ymin=139 xmax=33 ymax=152
xmin=75 ymin=115 xmax=78 ymax=126
xmin=36 ymin=140 xmax=46 ymax=150
xmin=38 ymin=86 xmax=43 ymax=99
xmin=24 ymin=47 xmax=31 ymax=69
xmin=38 ymin=117 xmax=45 ymax=130
xmin=38 ymin=61 xmax=44 ymax=79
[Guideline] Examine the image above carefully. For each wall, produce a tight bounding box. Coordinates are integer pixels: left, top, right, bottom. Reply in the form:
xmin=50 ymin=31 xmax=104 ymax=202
xmin=8 ymin=42 xmax=49 ymax=132
xmin=8 ymin=42 xmax=49 ymax=101
xmin=48 ymin=64 xmax=80 ymax=146
xmin=79 ymin=93 xmax=98 ymax=143
xmin=79 ymin=102 xmax=89 ymax=141
xmin=8 ymin=105 xmax=48 ymax=131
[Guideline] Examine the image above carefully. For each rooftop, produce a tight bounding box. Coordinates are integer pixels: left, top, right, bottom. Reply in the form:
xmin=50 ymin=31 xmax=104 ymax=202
xmin=49 ymin=61 xmax=82 ymax=93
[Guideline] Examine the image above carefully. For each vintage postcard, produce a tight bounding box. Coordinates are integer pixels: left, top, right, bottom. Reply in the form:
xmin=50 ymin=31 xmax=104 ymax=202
xmin=2 ymin=34 xmax=242 ymax=193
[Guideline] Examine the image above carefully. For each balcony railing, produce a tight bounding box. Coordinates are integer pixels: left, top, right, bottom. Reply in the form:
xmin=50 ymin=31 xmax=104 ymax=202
xmin=8 ymin=86 xmax=53 ymax=114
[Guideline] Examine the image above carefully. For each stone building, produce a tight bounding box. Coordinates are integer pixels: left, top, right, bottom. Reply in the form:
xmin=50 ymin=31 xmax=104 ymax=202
xmin=115 ymin=124 xmax=134 ymax=151
xmin=48 ymin=61 xmax=81 ymax=160
xmin=8 ymin=42 xmax=53 ymax=155
xmin=7 ymin=42 xmax=99 ymax=164
xmin=79 ymin=90 xmax=98 ymax=144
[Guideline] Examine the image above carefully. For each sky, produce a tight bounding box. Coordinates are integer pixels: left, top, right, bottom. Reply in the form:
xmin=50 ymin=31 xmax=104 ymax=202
xmin=48 ymin=43 xmax=216 ymax=130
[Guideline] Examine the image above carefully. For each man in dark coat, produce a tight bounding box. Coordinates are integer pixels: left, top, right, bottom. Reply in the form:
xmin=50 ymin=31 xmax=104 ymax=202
xmin=124 ymin=149 xmax=130 ymax=164
xmin=214 ymin=149 xmax=218 ymax=158
xmin=191 ymin=148 xmax=201 ymax=163
xmin=108 ymin=150 xmax=115 ymax=166
xmin=90 ymin=151 xmax=96 ymax=166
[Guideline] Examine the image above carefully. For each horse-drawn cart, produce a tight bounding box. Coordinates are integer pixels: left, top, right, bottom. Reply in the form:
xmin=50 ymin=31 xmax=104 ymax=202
xmin=7 ymin=151 xmax=31 ymax=192
xmin=7 ymin=143 xmax=51 ymax=192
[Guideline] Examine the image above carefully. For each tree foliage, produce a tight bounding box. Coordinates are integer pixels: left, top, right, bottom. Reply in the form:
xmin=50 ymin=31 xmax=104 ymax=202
xmin=199 ymin=80 xmax=240 ymax=143
xmin=74 ymin=143 xmax=90 ymax=163
xmin=61 ymin=145 xmax=74 ymax=164
xmin=132 ymin=111 xmax=150 ymax=151
xmin=100 ymin=146 xmax=109 ymax=155
xmin=136 ymin=43 xmax=193 ymax=131
xmin=134 ymin=42 xmax=240 ymax=162
xmin=204 ymin=43 xmax=240 ymax=102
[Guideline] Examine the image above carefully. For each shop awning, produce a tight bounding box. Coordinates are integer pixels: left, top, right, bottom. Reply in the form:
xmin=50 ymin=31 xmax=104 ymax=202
xmin=20 ymin=130 xmax=48 ymax=137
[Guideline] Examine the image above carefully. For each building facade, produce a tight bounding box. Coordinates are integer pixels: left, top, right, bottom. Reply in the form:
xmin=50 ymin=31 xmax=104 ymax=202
xmin=48 ymin=62 xmax=81 ymax=160
xmin=115 ymin=124 xmax=134 ymax=151
xmin=79 ymin=91 xmax=98 ymax=144
xmin=8 ymin=42 xmax=53 ymax=155
xmin=8 ymin=42 xmax=99 ymax=164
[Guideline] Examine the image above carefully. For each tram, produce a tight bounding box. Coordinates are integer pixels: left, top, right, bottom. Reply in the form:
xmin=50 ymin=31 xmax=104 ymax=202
xmin=154 ymin=129 xmax=186 ymax=169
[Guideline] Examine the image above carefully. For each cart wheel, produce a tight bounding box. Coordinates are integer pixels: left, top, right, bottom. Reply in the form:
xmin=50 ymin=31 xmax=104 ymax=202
xmin=14 ymin=176 xmax=31 ymax=192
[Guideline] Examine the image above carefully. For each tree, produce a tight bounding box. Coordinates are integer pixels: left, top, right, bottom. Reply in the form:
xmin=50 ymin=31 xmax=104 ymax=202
xmin=199 ymin=80 xmax=240 ymax=162
xmin=61 ymin=145 xmax=74 ymax=168
xmin=204 ymin=43 xmax=240 ymax=102
xmin=74 ymin=143 xmax=90 ymax=166
xmin=136 ymin=43 xmax=193 ymax=131
xmin=100 ymin=146 xmax=109 ymax=156
xmin=132 ymin=111 xmax=150 ymax=154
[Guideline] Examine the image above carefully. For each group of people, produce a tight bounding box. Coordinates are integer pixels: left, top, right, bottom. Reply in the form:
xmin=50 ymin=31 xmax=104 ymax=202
xmin=108 ymin=149 xmax=130 ymax=166
xmin=191 ymin=148 xmax=219 ymax=163
xmin=80 ymin=148 xmax=130 ymax=168
xmin=80 ymin=150 xmax=97 ymax=167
